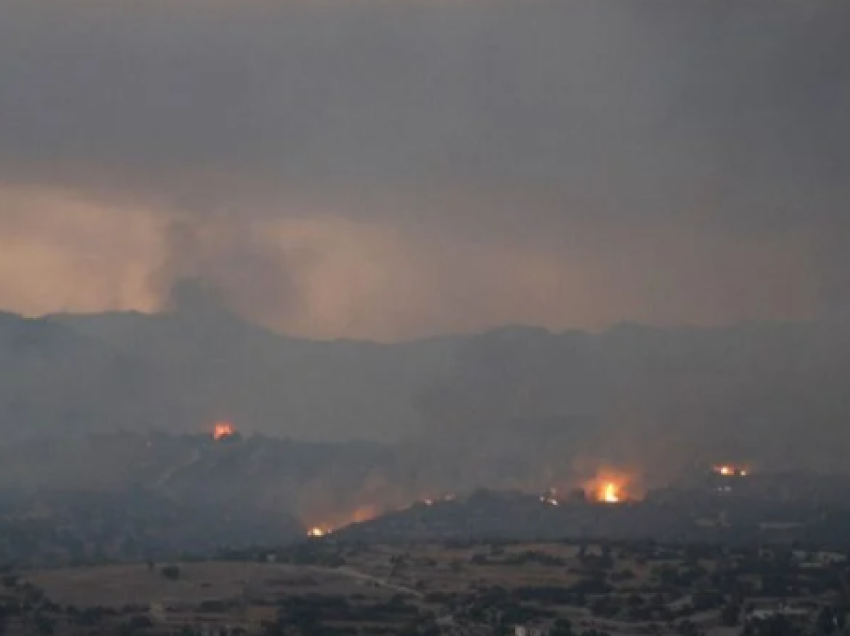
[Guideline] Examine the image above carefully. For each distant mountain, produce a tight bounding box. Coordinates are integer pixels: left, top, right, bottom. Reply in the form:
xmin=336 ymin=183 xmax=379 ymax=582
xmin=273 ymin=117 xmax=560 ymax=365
xmin=46 ymin=310 xmax=458 ymax=441
xmin=0 ymin=309 xmax=849 ymax=477
xmin=0 ymin=312 xmax=190 ymax=439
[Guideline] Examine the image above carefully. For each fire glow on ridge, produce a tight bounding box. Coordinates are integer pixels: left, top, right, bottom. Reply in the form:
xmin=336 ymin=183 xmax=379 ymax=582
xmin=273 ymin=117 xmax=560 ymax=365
xmin=213 ymin=422 xmax=236 ymax=440
xmin=713 ymin=464 xmax=748 ymax=477
xmin=600 ymin=482 xmax=620 ymax=503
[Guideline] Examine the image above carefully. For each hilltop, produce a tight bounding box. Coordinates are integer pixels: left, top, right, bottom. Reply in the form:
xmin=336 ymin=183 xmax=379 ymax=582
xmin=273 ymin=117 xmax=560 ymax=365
xmin=1 ymin=310 xmax=850 ymax=473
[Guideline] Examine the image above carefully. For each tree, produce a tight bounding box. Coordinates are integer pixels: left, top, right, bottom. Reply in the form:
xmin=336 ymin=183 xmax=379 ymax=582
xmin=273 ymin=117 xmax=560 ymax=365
xmin=721 ymin=604 xmax=741 ymax=627
xmin=817 ymin=607 xmax=836 ymax=635
xmin=751 ymin=615 xmax=802 ymax=636
xmin=0 ymin=576 xmax=17 ymax=589
xmin=677 ymin=620 xmax=699 ymax=636
xmin=33 ymin=613 xmax=54 ymax=635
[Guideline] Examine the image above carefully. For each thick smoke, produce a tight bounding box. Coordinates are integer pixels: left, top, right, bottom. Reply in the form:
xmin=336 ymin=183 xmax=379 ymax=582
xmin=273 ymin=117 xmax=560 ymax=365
xmin=0 ymin=0 xmax=847 ymax=338
xmin=0 ymin=0 xmax=849 ymax=513
xmin=155 ymin=215 xmax=302 ymax=324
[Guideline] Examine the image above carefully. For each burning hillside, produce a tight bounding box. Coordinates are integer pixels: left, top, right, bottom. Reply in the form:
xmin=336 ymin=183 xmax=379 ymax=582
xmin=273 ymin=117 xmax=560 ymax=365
xmin=327 ymin=488 xmax=688 ymax=544
xmin=583 ymin=468 xmax=637 ymax=503
xmin=539 ymin=480 xmax=628 ymax=507
xmin=302 ymin=505 xmax=382 ymax=538
xmin=712 ymin=464 xmax=748 ymax=477
xmin=212 ymin=422 xmax=236 ymax=441
xmin=599 ymin=481 xmax=621 ymax=503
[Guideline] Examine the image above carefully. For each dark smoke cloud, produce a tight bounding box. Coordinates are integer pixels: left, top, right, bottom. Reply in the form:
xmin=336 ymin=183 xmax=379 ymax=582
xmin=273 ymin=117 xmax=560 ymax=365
xmin=156 ymin=215 xmax=303 ymax=324
xmin=0 ymin=0 xmax=848 ymax=338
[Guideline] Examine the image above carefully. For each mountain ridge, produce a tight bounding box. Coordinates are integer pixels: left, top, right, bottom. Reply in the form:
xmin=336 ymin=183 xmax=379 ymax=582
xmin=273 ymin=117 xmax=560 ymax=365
xmin=1 ymin=309 xmax=849 ymax=474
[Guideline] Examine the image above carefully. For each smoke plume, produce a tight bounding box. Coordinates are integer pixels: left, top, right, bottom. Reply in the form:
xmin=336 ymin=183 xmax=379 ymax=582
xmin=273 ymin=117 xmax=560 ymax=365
xmin=0 ymin=0 xmax=846 ymax=339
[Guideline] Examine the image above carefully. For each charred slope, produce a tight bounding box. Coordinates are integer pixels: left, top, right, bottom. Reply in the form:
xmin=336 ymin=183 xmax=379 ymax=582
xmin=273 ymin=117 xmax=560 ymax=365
xmin=330 ymin=490 xmax=693 ymax=544
xmin=4 ymin=431 xmax=850 ymax=554
xmin=0 ymin=431 xmax=574 ymax=532
xmin=328 ymin=487 xmax=850 ymax=548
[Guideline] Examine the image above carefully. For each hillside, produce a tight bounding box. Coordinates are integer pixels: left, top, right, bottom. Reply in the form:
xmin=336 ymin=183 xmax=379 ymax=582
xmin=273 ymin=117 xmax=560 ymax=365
xmin=0 ymin=310 xmax=848 ymax=475
xmin=0 ymin=312 xmax=190 ymax=440
xmin=47 ymin=311 xmax=457 ymax=442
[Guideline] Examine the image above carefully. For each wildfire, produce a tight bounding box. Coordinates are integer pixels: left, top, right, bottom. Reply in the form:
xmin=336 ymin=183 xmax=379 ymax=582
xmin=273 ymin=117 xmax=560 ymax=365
xmin=582 ymin=468 xmax=634 ymax=504
xmin=351 ymin=505 xmax=379 ymax=523
xmin=600 ymin=482 xmax=620 ymax=503
xmin=713 ymin=464 xmax=748 ymax=477
xmin=303 ymin=505 xmax=378 ymax=539
xmin=213 ymin=422 xmax=236 ymax=440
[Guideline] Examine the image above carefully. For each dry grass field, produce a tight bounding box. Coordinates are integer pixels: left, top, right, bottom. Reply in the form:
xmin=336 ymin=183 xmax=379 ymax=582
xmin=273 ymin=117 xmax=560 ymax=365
xmin=25 ymin=562 xmax=379 ymax=607
xmin=341 ymin=541 xmax=649 ymax=593
xmin=7 ymin=541 xmax=832 ymax=636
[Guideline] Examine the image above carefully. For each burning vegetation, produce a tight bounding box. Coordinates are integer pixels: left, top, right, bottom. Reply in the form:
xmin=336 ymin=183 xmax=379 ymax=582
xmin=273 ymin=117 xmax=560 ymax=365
xmin=303 ymin=505 xmax=381 ymax=538
xmin=305 ymin=477 xmax=640 ymax=539
xmin=212 ymin=422 xmax=236 ymax=441
xmin=712 ymin=464 xmax=748 ymax=477
xmin=599 ymin=481 xmax=621 ymax=503
xmin=583 ymin=468 xmax=634 ymax=504
xmin=538 ymin=474 xmax=633 ymax=507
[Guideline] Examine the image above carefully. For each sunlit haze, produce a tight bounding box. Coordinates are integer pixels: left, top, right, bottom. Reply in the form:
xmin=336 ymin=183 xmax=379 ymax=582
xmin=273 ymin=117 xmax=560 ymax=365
xmin=0 ymin=0 xmax=846 ymax=341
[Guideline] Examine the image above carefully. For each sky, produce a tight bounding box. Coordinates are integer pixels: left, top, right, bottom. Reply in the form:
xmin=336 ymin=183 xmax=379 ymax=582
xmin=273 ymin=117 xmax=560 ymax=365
xmin=0 ymin=0 xmax=848 ymax=341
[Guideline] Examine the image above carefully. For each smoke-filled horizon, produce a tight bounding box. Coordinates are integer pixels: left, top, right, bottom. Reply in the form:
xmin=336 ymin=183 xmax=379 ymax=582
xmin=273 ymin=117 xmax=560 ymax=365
xmin=0 ymin=0 xmax=848 ymax=341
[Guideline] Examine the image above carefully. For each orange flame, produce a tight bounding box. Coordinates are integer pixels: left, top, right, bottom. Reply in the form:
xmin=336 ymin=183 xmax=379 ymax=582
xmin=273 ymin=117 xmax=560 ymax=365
xmin=213 ymin=422 xmax=235 ymax=440
xmin=600 ymin=482 xmax=620 ymax=503
xmin=582 ymin=468 xmax=633 ymax=504
xmin=713 ymin=464 xmax=747 ymax=477
xmin=304 ymin=505 xmax=378 ymax=538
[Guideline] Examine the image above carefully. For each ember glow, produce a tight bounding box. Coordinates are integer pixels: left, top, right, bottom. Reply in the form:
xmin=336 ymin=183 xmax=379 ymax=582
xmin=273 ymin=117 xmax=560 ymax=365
xmin=582 ymin=468 xmax=634 ymax=504
xmin=713 ymin=464 xmax=748 ymax=477
xmin=351 ymin=505 xmax=379 ymax=523
xmin=600 ymin=482 xmax=620 ymax=503
xmin=212 ymin=422 xmax=236 ymax=440
xmin=303 ymin=504 xmax=379 ymax=539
